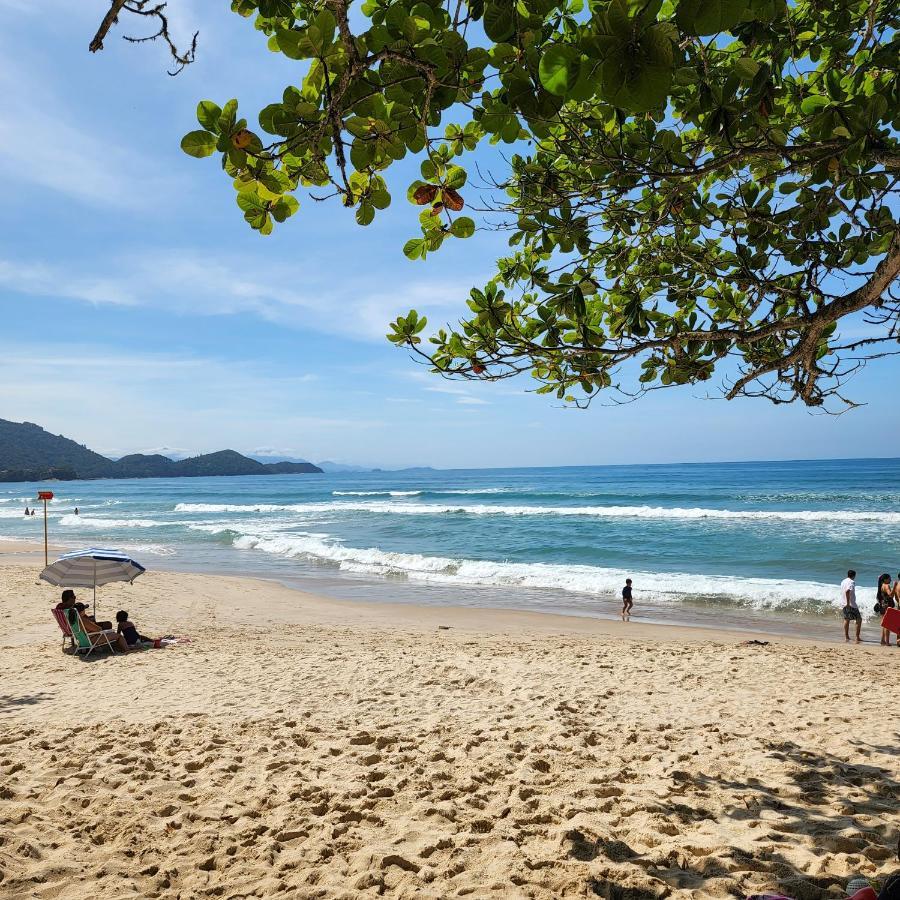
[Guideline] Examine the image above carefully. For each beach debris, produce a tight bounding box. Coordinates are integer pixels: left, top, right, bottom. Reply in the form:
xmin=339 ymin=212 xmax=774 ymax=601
xmin=438 ymin=625 xmax=451 ymax=630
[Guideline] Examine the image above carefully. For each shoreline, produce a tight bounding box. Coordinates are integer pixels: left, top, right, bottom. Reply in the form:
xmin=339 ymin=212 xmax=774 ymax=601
xmin=0 ymin=541 xmax=880 ymax=648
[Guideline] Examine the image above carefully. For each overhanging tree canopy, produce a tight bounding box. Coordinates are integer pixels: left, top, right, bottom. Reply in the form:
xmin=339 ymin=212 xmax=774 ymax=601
xmin=177 ymin=0 xmax=900 ymax=408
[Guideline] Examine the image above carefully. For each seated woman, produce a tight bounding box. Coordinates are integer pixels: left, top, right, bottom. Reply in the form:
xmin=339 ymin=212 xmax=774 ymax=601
xmin=84 ymin=604 xmax=112 ymax=630
xmin=68 ymin=605 xmax=132 ymax=652
xmin=115 ymin=610 xmax=153 ymax=648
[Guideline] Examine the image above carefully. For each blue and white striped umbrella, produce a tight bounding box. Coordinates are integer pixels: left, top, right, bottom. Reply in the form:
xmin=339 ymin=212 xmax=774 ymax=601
xmin=40 ymin=548 xmax=146 ymax=615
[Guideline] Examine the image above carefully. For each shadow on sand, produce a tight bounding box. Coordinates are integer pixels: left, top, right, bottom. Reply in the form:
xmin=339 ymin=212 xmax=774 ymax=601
xmin=0 ymin=692 xmax=55 ymax=718
xmin=578 ymin=740 xmax=899 ymax=899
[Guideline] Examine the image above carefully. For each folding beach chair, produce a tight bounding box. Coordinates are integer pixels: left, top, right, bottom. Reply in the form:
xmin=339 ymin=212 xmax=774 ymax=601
xmin=68 ymin=610 xmax=118 ymax=658
xmin=52 ymin=608 xmax=76 ymax=651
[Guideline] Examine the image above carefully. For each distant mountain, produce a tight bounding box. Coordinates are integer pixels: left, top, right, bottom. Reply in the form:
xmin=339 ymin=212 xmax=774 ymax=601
xmin=315 ymin=460 xmax=373 ymax=473
xmin=116 ymin=453 xmax=176 ymax=477
xmin=262 ymin=460 xmax=322 ymax=474
xmin=0 ymin=419 xmax=118 ymax=480
xmin=250 ymin=453 xmax=312 ymax=465
xmin=0 ymin=418 xmax=322 ymax=481
xmin=313 ymin=461 xmax=437 ymax=473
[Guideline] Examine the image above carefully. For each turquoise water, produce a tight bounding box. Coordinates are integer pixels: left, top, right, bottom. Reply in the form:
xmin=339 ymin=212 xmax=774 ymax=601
xmin=3 ymin=458 xmax=899 ymax=637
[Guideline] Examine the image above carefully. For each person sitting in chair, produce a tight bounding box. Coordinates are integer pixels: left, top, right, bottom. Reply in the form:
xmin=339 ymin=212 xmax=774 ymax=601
xmin=67 ymin=606 xmax=131 ymax=652
xmin=71 ymin=600 xmax=113 ymax=631
xmin=55 ymin=589 xmax=76 ymax=611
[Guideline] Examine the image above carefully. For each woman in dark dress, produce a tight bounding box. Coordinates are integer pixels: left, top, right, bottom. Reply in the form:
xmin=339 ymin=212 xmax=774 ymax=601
xmin=876 ymin=573 xmax=895 ymax=646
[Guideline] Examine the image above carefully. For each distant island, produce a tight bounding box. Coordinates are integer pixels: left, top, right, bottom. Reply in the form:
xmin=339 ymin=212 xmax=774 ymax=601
xmin=0 ymin=419 xmax=322 ymax=482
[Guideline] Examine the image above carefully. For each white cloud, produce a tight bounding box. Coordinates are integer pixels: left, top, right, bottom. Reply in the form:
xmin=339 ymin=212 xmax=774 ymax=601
xmin=0 ymin=341 xmax=367 ymax=457
xmin=0 ymin=33 xmax=178 ymax=210
xmin=415 ymin=373 xmax=492 ymax=406
xmin=0 ymin=260 xmax=137 ymax=306
xmin=0 ymin=250 xmax=476 ymax=343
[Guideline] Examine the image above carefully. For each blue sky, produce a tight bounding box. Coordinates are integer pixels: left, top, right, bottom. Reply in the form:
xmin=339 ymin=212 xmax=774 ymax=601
xmin=1 ymin=0 xmax=897 ymax=469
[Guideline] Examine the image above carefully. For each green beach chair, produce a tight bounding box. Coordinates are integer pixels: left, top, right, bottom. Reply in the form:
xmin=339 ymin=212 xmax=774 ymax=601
xmin=68 ymin=609 xmax=118 ymax=658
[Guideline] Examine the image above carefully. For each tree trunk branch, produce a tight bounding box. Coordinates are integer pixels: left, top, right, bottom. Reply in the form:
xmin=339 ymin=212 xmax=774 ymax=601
xmin=89 ymin=0 xmax=129 ymax=52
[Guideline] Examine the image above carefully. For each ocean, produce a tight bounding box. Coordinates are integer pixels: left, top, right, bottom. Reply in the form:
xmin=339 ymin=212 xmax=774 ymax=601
xmin=3 ymin=458 xmax=899 ymax=640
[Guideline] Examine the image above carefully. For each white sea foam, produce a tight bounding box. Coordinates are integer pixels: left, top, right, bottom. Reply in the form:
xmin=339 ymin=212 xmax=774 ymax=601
xmin=332 ymin=490 xmax=423 ymax=497
xmin=176 ymin=503 xmax=304 ymax=513
xmin=230 ymin=530 xmax=856 ymax=615
xmin=331 ymin=488 xmax=509 ymax=497
xmin=187 ymin=523 xmax=237 ymax=535
xmin=440 ymin=488 xmax=511 ymax=495
xmin=175 ymin=500 xmax=900 ymax=524
xmin=59 ymin=514 xmax=161 ymax=528
xmin=118 ymin=543 xmax=177 ymax=557
xmin=0 ymin=509 xmax=35 ymax=519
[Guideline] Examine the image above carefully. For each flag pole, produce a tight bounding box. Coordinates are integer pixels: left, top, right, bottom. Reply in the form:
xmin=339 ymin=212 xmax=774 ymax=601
xmin=37 ymin=491 xmax=54 ymax=568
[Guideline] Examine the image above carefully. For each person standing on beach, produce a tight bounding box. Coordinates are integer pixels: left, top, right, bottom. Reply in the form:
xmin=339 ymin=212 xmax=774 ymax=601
xmin=878 ymin=574 xmax=897 ymax=647
xmin=622 ymin=578 xmax=634 ymax=618
xmin=841 ymin=569 xmax=862 ymax=643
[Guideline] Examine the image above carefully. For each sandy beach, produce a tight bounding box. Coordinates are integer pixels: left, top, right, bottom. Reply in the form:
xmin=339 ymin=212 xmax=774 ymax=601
xmin=1 ymin=542 xmax=898 ymax=899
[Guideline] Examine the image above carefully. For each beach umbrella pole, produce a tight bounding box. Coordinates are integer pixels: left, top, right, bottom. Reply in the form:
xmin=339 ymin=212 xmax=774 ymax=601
xmin=93 ymin=560 xmax=97 ymax=618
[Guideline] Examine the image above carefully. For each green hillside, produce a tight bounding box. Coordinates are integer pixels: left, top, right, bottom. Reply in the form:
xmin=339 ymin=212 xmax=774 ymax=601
xmin=0 ymin=420 xmax=117 ymax=478
xmin=0 ymin=418 xmax=323 ymax=480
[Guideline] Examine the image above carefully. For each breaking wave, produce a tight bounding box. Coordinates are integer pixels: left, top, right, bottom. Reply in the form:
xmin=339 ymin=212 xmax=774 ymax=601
xmin=332 ymin=490 xmax=422 ymax=497
xmin=174 ymin=500 xmax=900 ymax=524
xmin=59 ymin=515 xmax=162 ymax=528
xmin=230 ymin=530 xmax=855 ymax=617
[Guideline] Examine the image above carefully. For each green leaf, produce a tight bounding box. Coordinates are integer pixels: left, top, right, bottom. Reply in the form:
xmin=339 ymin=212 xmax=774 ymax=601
xmin=676 ymin=0 xmax=747 ymax=34
xmin=599 ymin=26 xmax=674 ymax=112
xmin=356 ymin=202 xmax=375 ymax=226
xmin=734 ymin=57 xmax=760 ymax=81
xmin=450 ymin=216 xmax=476 ymax=238
xmin=444 ymin=166 xmax=468 ymax=189
xmin=271 ymin=195 xmax=299 ymax=222
xmin=483 ymin=1 xmax=515 ymax=41
xmin=180 ymin=130 xmax=217 ymax=158
xmin=237 ymin=191 xmax=267 ymax=213
xmin=218 ymin=99 xmax=238 ymax=135
xmin=371 ymin=190 xmax=392 ymax=210
xmin=800 ymin=95 xmax=829 ymax=115
xmin=197 ymin=101 xmax=222 ymax=131
xmin=403 ymin=238 xmax=426 ymax=259
xmin=539 ymin=45 xmax=582 ymax=97
xmin=276 ymin=29 xmax=307 ymax=60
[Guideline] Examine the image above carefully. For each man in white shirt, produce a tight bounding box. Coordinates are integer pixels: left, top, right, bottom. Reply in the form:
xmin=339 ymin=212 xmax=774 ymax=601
xmin=841 ymin=569 xmax=861 ymax=643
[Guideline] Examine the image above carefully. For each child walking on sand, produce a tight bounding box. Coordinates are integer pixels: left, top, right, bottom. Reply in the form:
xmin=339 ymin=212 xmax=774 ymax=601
xmin=622 ymin=578 xmax=634 ymax=617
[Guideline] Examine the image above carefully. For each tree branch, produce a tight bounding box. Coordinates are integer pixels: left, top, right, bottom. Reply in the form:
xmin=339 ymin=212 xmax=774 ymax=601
xmin=89 ymin=0 xmax=129 ymax=53
xmin=89 ymin=0 xmax=197 ymax=74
